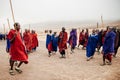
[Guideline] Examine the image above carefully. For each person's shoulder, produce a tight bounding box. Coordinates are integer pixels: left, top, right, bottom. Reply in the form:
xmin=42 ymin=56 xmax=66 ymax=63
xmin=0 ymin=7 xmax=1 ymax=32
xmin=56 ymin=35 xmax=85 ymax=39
xmin=8 ymin=29 xmax=15 ymax=34
xmin=65 ymin=31 xmax=67 ymax=33
xmin=109 ymin=31 xmax=116 ymax=36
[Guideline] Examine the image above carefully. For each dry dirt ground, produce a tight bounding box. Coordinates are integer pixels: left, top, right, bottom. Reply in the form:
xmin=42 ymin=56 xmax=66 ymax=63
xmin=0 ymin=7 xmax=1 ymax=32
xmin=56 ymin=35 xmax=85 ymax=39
xmin=0 ymin=40 xmax=120 ymax=80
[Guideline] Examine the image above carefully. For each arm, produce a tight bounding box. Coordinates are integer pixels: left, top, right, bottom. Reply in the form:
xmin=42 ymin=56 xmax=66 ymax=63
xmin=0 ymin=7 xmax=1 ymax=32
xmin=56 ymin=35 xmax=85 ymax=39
xmin=9 ymin=31 xmax=17 ymax=43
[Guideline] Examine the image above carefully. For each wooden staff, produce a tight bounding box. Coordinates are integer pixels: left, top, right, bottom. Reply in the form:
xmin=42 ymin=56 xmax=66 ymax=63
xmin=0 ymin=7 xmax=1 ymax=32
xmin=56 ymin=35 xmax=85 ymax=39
xmin=7 ymin=18 xmax=11 ymax=30
xmin=101 ymin=15 xmax=104 ymax=28
xmin=9 ymin=0 xmax=15 ymax=23
xmin=3 ymin=24 xmax=5 ymax=34
xmin=97 ymin=22 xmax=99 ymax=28
xmin=29 ymin=24 xmax=31 ymax=30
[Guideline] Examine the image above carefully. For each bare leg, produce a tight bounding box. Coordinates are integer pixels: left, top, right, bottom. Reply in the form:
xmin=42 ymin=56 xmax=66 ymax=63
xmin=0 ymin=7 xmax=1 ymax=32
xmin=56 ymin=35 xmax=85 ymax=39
xmin=48 ymin=51 xmax=51 ymax=57
xmin=17 ymin=61 xmax=23 ymax=68
xmin=15 ymin=61 xmax=23 ymax=73
xmin=100 ymin=55 xmax=106 ymax=66
xmin=10 ymin=60 xmax=15 ymax=70
xmin=9 ymin=60 xmax=15 ymax=75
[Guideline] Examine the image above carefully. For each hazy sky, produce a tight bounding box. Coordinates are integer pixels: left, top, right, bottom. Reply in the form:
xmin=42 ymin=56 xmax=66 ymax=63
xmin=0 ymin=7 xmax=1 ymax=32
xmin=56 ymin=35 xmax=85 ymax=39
xmin=0 ymin=0 xmax=120 ymax=26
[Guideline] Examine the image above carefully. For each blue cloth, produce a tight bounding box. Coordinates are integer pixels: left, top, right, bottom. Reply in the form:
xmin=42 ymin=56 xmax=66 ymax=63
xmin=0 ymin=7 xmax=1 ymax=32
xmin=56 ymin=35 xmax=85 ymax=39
xmin=103 ymin=31 xmax=116 ymax=54
xmin=0 ymin=34 xmax=2 ymax=40
xmin=68 ymin=29 xmax=77 ymax=47
xmin=86 ymin=34 xmax=98 ymax=57
xmin=6 ymin=38 xmax=11 ymax=52
xmin=51 ymin=34 xmax=58 ymax=52
xmin=46 ymin=34 xmax=52 ymax=49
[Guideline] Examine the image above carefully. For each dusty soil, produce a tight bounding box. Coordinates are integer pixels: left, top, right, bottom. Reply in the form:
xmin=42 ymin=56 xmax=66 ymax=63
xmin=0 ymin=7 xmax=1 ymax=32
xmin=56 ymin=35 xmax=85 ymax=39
xmin=0 ymin=40 xmax=120 ymax=80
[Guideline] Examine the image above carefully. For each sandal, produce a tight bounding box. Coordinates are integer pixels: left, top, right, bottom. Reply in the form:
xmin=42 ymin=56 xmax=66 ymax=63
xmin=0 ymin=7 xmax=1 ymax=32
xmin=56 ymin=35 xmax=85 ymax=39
xmin=86 ymin=58 xmax=90 ymax=61
xmin=100 ymin=63 xmax=106 ymax=66
xmin=15 ymin=67 xmax=23 ymax=73
xmin=9 ymin=70 xmax=15 ymax=75
xmin=107 ymin=62 xmax=112 ymax=65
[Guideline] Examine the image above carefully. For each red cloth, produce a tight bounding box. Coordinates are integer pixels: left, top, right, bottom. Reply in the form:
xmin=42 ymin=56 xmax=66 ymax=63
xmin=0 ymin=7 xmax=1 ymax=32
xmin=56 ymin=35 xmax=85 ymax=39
xmin=105 ymin=54 xmax=112 ymax=62
xmin=79 ymin=32 xmax=85 ymax=45
xmin=84 ymin=32 xmax=89 ymax=47
xmin=23 ymin=32 xmax=31 ymax=51
xmin=102 ymin=31 xmax=107 ymax=44
xmin=29 ymin=33 xmax=33 ymax=51
xmin=8 ymin=30 xmax=28 ymax=63
xmin=58 ymin=31 xmax=68 ymax=52
xmin=31 ymin=33 xmax=39 ymax=48
xmin=48 ymin=42 xmax=53 ymax=51
xmin=70 ymin=39 xmax=73 ymax=47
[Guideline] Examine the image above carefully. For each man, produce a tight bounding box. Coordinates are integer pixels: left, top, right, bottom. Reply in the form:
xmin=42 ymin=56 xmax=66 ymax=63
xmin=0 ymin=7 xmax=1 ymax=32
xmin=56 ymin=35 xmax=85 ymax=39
xmin=86 ymin=29 xmax=98 ymax=61
xmin=84 ymin=29 xmax=89 ymax=48
xmin=97 ymin=29 xmax=103 ymax=53
xmin=78 ymin=29 xmax=85 ymax=49
xmin=68 ymin=29 xmax=77 ymax=53
xmin=58 ymin=27 xmax=68 ymax=58
xmin=23 ymin=29 xmax=31 ymax=53
xmin=7 ymin=22 xmax=28 ymax=75
xmin=31 ymin=30 xmax=39 ymax=51
xmin=46 ymin=30 xmax=53 ymax=57
xmin=101 ymin=27 xmax=116 ymax=66
xmin=113 ymin=28 xmax=120 ymax=57
xmin=51 ymin=32 xmax=58 ymax=53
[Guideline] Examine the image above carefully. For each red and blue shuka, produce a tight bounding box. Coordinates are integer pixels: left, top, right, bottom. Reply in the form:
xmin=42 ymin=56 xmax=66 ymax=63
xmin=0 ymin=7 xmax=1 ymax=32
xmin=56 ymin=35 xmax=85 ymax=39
xmin=46 ymin=34 xmax=53 ymax=51
xmin=51 ymin=34 xmax=58 ymax=52
xmin=7 ymin=29 xmax=28 ymax=63
xmin=103 ymin=31 xmax=116 ymax=61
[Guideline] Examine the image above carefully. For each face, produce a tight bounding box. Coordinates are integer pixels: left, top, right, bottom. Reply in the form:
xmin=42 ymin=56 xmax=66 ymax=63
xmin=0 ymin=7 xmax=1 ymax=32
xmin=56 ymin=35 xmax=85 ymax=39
xmin=62 ymin=28 xmax=65 ymax=32
xmin=107 ymin=28 xmax=111 ymax=32
xmin=25 ymin=29 xmax=27 ymax=32
xmin=14 ymin=23 xmax=20 ymax=31
xmin=17 ymin=24 xmax=20 ymax=30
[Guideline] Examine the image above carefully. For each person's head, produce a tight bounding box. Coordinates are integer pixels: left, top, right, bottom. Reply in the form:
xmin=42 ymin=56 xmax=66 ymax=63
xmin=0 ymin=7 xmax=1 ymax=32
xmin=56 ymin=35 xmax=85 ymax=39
xmin=107 ymin=27 xmax=113 ymax=32
xmin=34 ymin=30 xmax=36 ymax=33
xmin=54 ymin=32 xmax=57 ymax=35
xmin=82 ymin=29 xmax=84 ymax=32
xmin=14 ymin=22 xmax=20 ymax=31
xmin=92 ymin=29 xmax=96 ymax=35
xmin=96 ymin=29 xmax=99 ymax=34
xmin=25 ymin=29 xmax=27 ymax=32
xmin=28 ymin=29 xmax=30 ymax=33
xmin=62 ymin=27 xmax=65 ymax=32
xmin=112 ymin=27 xmax=116 ymax=32
xmin=31 ymin=30 xmax=34 ymax=33
xmin=86 ymin=28 xmax=88 ymax=32
xmin=49 ymin=30 xmax=52 ymax=34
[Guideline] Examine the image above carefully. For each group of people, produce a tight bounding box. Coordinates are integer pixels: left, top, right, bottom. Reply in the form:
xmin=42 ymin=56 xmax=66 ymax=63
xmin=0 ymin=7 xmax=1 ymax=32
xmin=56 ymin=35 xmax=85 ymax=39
xmin=46 ymin=26 xmax=120 ymax=66
xmin=46 ymin=27 xmax=68 ymax=58
xmin=0 ymin=33 xmax=6 ymax=40
xmin=23 ymin=29 xmax=39 ymax=53
xmin=6 ymin=22 xmax=38 ymax=75
xmin=5 ymin=22 xmax=120 ymax=75
xmin=86 ymin=27 xmax=120 ymax=66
